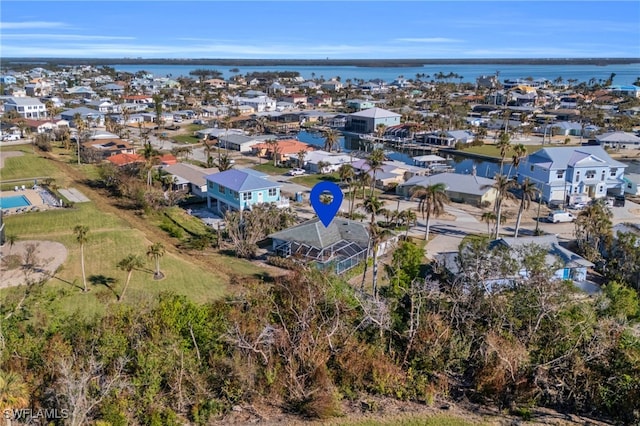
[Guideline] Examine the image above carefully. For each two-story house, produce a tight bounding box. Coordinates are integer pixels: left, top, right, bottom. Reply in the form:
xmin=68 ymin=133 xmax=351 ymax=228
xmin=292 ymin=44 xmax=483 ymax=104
xmin=345 ymin=107 xmax=401 ymax=134
xmin=3 ymin=97 xmax=47 ymax=119
xmin=205 ymin=169 xmax=288 ymax=214
xmin=516 ymin=146 xmax=628 ymax=205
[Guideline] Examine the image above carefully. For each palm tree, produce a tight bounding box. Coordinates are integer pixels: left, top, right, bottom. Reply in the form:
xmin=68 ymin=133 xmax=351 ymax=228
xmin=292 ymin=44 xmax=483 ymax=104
xmin=6 ymin=234 xmax=18 ymax=253
xmin=146 ymin=242 xmax=165 ymax=279
xmin=483 ymin=174 xmax=516 ymax=239
xmin=73 ymin=225 xmax=89 ymax=292
xmin=216 ymin=153 xmax=234 ymax=171
xmin=338 ymin=164 xmax=356 ymax=215
xmin=496 ymin=132 xmax=511 ymax=174
xmin=265 ymin=139 xmax=280 ymax=167
xmin=513 ymin=178 xmax=540 ymax=238
xmin=323 ymin=129 xmax=340 ymax=152
xmin=399 ymin=209 xmax=417 ymax=238
xmin=73 ymin=113 xmax=87 ymax=166
xmin=317 ymin=160 xmax=330 ymax=175
xmin=481 ymin=211 xmax=496 ymax=236
xmin=409 ymin=183 xmax=449 ymax=240
xmin=296 ymin=149 xmax=307 ymax=169
xmin=116 ymin=254 xmax=144 ymax=301
xmin=375 ymin=123 xmax=387 ymax=141
xmin=141 ymin=143 xmax=159 ymax=187
xmin=366 ymin=148 xmax=385 ymax=195
xmin=507 ymin=143 xmax=527 ymax=177
xmin=356 ymin=170 xmax=372 ymax=200
xmin=361 ymin=194 xmax=385 ymax=223
xmin=0 ymin=371 xmax=29 ymax=417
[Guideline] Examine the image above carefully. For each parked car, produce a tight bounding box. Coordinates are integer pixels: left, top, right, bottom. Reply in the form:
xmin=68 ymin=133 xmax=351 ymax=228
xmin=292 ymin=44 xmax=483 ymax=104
xmin=548 ymin=210 xmax=576 ymax=223
xmin=2 ymin=134 xmax=20 ymax=141
xmin=288 ymin=168 xmax=305 ymax=176
xmin=613 ymin=195 xmax=626 ymax=207
xmin=569 ymin=202 xmax=587 ymax=210
xmin=193 ymin=119 xmax=205 ymax=125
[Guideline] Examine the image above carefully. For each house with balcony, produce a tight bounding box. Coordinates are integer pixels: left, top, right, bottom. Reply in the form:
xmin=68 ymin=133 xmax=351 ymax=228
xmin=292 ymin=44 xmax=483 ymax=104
xmin=3 ymin=97 xmax=47 ymax=119
xmin=205 ymin=169 xmax=287 ymax=214
xmin=516 ymin=146 xmax=628 ymax=205
xmin=345 ymin=107 xmax=401 ymax=134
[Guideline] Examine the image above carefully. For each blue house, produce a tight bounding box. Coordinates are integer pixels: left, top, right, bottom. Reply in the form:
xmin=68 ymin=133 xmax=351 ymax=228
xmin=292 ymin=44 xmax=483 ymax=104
xmin=516 ymin=146 xmax=628 ymax=205
xmin=205 ymin=169 xmax=288 ymax=214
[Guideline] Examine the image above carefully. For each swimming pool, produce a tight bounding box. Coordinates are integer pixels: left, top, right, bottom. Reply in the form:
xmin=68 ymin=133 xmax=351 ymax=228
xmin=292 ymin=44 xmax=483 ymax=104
xmin=0 ymin=195 xmax=32 ymax=209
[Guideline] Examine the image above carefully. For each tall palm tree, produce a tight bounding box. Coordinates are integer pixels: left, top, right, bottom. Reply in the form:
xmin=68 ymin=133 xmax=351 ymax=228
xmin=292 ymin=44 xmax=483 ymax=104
xmin=338 ymin=164 xmax=356 ymax=215
xmin=296 ymin=149 xmax=307 ymax=169
xmin=116 ymin=254 xmax=144 ymax=301
xmin=483 ymin=174 xmax=516 ymax=239
xmin=73 ymin=113 xmax=87 ymax=166
xmin=322 ymin=129 xmax=340 ymax=152
xmin=496 ymin=132 xmax=511 ymax=174
xmin=409 ymin=183 xmax=449 ymax=240
xmin=366 ymin=148 xmax=385 ymax=195
xmin=216 ymin=153 xmax=234 ymax=171
xmin=141 ymin=143 xmax=159 ymax=187
xmin=73 ymin=225 xmax=89 ymax=292
xmin=399 ymin=209 xmax=417 ymax=238
xmin=513 ymin=178 xmax=540 ymax=238
xmin=356 ymin=170 xmax=372 ymax=200
xmin=361 ymin=194 xmax=385 ymax=223
xmin=265 ymin=139 xmax=280 ymax=167
xmin=507 ymin=143 xmax=527 ymax=177
xmin=146 ymin=242 xmax=165 ymax=279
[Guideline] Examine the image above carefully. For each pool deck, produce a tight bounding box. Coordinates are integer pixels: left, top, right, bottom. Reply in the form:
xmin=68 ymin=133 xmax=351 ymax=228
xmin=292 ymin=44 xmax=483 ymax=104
xmin=0 ymin=188 xmax=52 ymax=215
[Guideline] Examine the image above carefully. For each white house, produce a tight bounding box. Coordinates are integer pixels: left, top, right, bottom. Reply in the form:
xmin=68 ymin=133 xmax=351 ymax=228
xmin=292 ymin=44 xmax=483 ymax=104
xmin=595 ymin=131 xmax=640 ymax=149
xmin=235 ymin=95 xmax=277 ymax=113
xmin=3 ymin=97 xmax=47 ymax=119
xmin=516 ymin=146 xmax=628 ymax=204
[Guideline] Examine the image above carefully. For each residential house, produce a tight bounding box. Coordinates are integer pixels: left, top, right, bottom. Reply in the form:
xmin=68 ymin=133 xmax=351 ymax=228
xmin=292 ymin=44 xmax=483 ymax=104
xmin=279 ymin=93 xmax=307 ymax=106
xmin=86 ymin=99 xmax=120 ymax=114
xmin=65 ymin=86 xmax=96 ymax=99
xmin=309 ymin=94 xmax=333 ymax=107
xmin=3 ymin=97 xmax=47 ymax=119
xmin=607 ymin=85 xmax=640 ymax=98
xmin=623 ymin=173 xmax=640 ymax=196
xmin=345 ymin=107 xmax=401 ymax=134
xmin=303 ymin=150 xmax=354 ymax=174
xmin=61 ymin=107 xmax=106 ymax=127
xmin=81 ymin=138 xmax=135 ymax=160
xmin=346 ymin=99 xmax=376 ymax=111
xmin=436 ymin=235 xmax=594 ymax=291
xmin=0 ymin=76 xmax=18 ymax=85
xmin=595 ymin=131 xmax=640 ymax=149
xmin=162 ymin=163 xmax=218 ymax=198
xmin=106 ymin=153 xmax=145 ymax=167
xmin=235 ymin=95 xmax=277 ymax=113
xmin=99 ymin=83 xmax=125 ymax=95
xmin=269 ymin=218 xmax=397 ymax=275
xmin=351 ymin=159 xmax=428 ymax=189
xmin=21 ymin=118 xmax=69 ymax=134
xmin=251 ymin=139 xmax=315 ymax=166
xmin=416 ymin=130 xmax=475 ymax=147
xmin=218 ymin=133 xmax=271 ymax=152
xmin=397 ymin=172 xmax=498 ymax=207
xmin=516 ymin=146 xmax=628 ymax=204
xmin=205 ymin=168 xmax=288 ymax=213
xmin=320 ymin=80 xmax=343 ymax=92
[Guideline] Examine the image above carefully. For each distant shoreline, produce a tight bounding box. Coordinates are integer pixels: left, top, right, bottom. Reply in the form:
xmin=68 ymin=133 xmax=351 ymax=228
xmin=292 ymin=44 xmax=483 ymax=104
xmin=2 ymin=57 xmax=640 ymax=68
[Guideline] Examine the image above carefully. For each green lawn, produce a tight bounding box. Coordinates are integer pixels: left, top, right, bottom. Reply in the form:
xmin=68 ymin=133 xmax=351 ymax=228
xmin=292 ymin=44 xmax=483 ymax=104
xmin=172 ymin=134 xmax=201 ymax=144
xmin=252 ymin=163 xmax=291 ymax=175
xmin=0 ymin=145 xmax=64 ymax=182
xmin=291 ymin=172 xmax=340 ymax=188
xmin=2 ymin=202 xmax=229 ymax=317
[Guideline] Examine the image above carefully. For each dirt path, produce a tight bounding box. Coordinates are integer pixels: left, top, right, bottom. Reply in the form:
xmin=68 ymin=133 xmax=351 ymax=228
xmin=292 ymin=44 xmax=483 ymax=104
xmin=0 ymin=150 xmax=23 ymax=168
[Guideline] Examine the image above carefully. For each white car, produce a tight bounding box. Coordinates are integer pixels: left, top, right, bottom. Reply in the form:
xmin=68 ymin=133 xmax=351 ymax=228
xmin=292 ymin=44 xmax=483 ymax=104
xmin=569 ymin=202 xmax=587 ymax=210
xmin=2 ymin=134 xmax=20 ymax=141
xmin=288 ymin=168 xmax=305 ymax=176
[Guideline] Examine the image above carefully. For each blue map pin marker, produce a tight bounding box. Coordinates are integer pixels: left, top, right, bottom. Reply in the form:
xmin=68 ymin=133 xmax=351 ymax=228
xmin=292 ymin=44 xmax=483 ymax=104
xmin=310 ymin=181 xmax=343 ymax=227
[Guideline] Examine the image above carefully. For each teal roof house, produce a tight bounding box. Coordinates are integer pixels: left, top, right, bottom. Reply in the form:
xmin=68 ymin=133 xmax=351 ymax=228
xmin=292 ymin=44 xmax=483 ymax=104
xmin=205 ymin=169 xmax=288 ymax=214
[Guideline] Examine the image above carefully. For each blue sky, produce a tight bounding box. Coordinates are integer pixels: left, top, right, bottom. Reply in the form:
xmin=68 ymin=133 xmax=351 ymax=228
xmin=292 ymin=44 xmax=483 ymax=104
xmin=1 ymin=1 xmax=639 ymax=59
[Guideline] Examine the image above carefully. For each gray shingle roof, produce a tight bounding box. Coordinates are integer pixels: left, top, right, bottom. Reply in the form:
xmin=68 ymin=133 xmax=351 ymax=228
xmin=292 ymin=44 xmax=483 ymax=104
xmin=269 ymin=218 xmax=370 ymax=249
xmin=493 ymin=235 xmax=594 ymax=268
xmin=350 ymin=107 xmax=401 ymax=119
xmin=527 ymin=146 xmax=628 ymax=170
xmin=399 ymin=172 xmax=495 ymax=196
xmin=205 ymin=169 xmax=279 ymax=192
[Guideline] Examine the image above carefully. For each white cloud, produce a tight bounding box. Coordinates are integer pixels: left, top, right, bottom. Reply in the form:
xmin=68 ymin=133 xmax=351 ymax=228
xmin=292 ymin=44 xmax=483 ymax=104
xmin=0 ymin=21 xmax=68 ymax=29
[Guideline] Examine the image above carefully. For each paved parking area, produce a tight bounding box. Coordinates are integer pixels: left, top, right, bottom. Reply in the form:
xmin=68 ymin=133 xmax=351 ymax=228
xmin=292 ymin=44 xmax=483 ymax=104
xmin=58 ymin=188 xmax=91 ymax=203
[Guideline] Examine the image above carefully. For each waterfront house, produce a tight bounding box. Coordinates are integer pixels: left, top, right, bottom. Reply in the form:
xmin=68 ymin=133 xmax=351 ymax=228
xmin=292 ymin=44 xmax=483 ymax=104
xmin=346 ymin=99 xmax=376 ymax=111
xmin=303 ymin=150 xmax=354 ymax=174
xmin=345 ymin=107 xmax=401 ymax=134
xmin=217 ymin=133 xmax=271 ymax=152
xmin=516 ymin=146 xmax=628 ymax=204
xmin=350 ymin=159 xmax=427 ymax=189
xmin=415 ymin=130 xmax=475 ymax=147
xmin=205 ymin=168 xmax=287 ymax=214
xmin=251 ymin=139 xmax=315 ymax=165
xmin=397 ymin=172 xmax=498 ymax=207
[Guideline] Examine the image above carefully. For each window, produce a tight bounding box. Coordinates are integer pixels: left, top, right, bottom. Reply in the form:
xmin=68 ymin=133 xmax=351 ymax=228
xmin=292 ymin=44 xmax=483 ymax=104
xmin=243 ymin=192 xmax=252 ymax=201
xmin=268 ymin=188 xmax=277 ymax=197
xmin=575 ymin=171 xmax=580 ymax=181
xmin=208 ymin=181 xmax=214 ymax=189
xmin=610 ymin=168 xmax=617 ymax=177
xmin=530 ymin=165 xmax=535 ymax=172
xmin=232 ymin=191 xmax=239 ymax=200
xmin=601 ymin=170 xmax=606 ymax=181
xmin=599 ymin=186 xmax=604 ymax=192
xmin=218 ymin=185 xmax=226 ymax=194
xmin=585 ymin=170 xmax=596 ymax=179
xmin=556 ymin=170 xmax=564 ymax=179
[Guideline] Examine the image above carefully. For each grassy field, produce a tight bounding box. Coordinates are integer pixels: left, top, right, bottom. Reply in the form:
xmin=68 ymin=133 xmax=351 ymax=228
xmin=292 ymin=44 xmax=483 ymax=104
xmin=172 ymin=134 xmax=201 ymax=144
xmin=0 ymin=145 xmax=66 ymax=183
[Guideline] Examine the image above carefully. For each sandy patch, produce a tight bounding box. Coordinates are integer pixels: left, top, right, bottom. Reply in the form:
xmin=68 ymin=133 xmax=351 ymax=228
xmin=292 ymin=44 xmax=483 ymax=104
xmin=0 ymin=240 xmax=68 ymax=288
xmin=0 ymin=150 xmax=23 ymax=168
